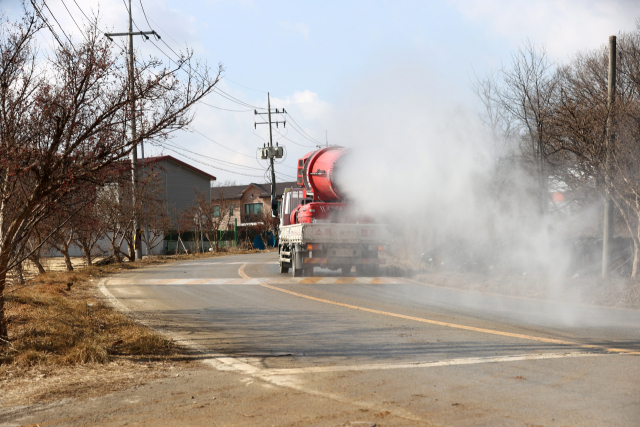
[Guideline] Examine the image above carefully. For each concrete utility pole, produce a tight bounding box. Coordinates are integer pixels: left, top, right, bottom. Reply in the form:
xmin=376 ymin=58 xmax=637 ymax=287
xmin=267 ymin=95 xmax=277 ymax=215
xmin=603 ymin=35 xmax=616 ymax=277
xmin=105 ymin=0 xmax=159 ymax=261
xmin=255 ymin=93 xmax=285 ymax=217
xmin=141 ymin=141 xmax=151 ymax=256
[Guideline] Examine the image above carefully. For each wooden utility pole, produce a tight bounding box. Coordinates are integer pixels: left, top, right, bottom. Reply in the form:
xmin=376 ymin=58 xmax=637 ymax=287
xmin=105 ymin=0 xmax=158 ymax=261
xmin=603 ymin=35 xmax=616 ymax=277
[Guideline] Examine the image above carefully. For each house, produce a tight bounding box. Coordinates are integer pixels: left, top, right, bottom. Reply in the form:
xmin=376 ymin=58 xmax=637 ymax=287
xmin=142 ymin=155 xmax=216 ymax=213
xmin=52 ymin=155 xmax=216 ymax=258
xmin=211 ymin=181 xmax=299 ymax=229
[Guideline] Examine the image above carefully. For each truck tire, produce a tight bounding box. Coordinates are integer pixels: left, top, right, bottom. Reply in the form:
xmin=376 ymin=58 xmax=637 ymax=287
xmin=340 ymin=265 xmax=351 ymax=276
xmin=279 ymin=259 xmax=289 ymax=274
xmin=292 ymin=252 xmax=303 ymax=277
xmin=369 ymin=264 xmax=380 ymax=276
xmin=356 ymin=264 xmax=368 ymax=276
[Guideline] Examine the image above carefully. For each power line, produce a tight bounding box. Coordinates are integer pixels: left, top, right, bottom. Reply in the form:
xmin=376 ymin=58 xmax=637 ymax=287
xmin=59 ymin=0 xmax=88 ymax=41
xmin=222 ymin=76 xmax=267 ymax=93
xmin=41 ymin=0 xmax=76 ymax=47
xmin=158 ymin=144 xmax=266 ymax=177
xmin=30 ymin=0 xmax=67 ymax=49
xmin=272 ymin=126 xmax=316 ymax=148
xmin=190 ymin=128 xmax=254 ymax=158
xmin=284 ymin=111 xmax=323 ymax=145
xmin=139 ymin=0 xmax=153 ymax=30
xmin=161 ymin=140 xmax=263 ymax=170
xmin=198 ymin=100 xmax=253 ymax=112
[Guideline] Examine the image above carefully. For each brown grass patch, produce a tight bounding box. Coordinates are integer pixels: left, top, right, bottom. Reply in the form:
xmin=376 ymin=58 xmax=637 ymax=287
xmin=2 ymin=271 xmax=174 ymax=367
xmin=1 ymin=247 xmax=273 ymax=367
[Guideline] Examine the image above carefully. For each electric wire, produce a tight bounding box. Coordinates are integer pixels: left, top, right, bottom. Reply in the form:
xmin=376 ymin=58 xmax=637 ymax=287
xmin=157 ymin=144 xmax=265 ymax=177
xmin=283 ymin=111 xmax=323 ymax=145
xmin=30 ymin=0 xmax=67 ymax=49
xmin=59 ymin=0 xmax=88 ymax=41
xmin=138 ymin=0 xmax=153 ymax=30
xmin=222 ymin=76 xmax=267 ymax=93
xmin=106 ymin=1 xmax=309 ymax=179
xmin=41 ymin=0 xmax=76 ymax=47
xmin=199 ymin=100 xmax=253 ymax=112
xmin=161 ymin=140 xmax=263 ymax=170
xmin=272 ymin=125 xmax=316 ymax=148
xmin=190 ymin=129 xmax=254 ymax=158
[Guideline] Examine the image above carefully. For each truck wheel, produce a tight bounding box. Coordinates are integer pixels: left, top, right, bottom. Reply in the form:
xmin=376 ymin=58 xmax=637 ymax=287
xmin=340 ymin=265 xmax=352 ymax=276
xmin=292 ymin=253 xmax=303 ymax=277
xmin=279 ymin=259 xmax=289 ymax=274
xmin=356 ymin=264 xmax=369 ymax=276
xmin=369 ymin=264 xmax=380 ymax=276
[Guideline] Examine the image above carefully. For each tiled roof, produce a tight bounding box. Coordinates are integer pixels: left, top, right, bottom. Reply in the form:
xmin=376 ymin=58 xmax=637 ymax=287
xmin=211 ymin=181 xmax=299 ymax=200
xmin=142 ymin=155 xmax=217 ymax=181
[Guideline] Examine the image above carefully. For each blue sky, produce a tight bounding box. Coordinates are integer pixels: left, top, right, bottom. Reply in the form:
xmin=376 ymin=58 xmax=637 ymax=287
xmin=5 ymin=0 xmax=640 ymax=184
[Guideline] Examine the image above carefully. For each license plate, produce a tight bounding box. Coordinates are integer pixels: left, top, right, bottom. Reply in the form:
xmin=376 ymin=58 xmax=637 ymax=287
xmin=334 ymin=248 xmax=355 ymax=257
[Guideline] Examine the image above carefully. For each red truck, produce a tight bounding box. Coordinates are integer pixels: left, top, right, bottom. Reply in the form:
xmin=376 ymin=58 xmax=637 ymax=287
xmin=278 ymin=146 xmax=390 ymax=277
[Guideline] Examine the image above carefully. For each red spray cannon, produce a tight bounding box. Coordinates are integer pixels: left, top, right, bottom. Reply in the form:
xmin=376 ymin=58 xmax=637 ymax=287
xmin=289 ymin=146 xmax=369 ymax=224
xmin=296 ymin=146 xmax=348 ymax=202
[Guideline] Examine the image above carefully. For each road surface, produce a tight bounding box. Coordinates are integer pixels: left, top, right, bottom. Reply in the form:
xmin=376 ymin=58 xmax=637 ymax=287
xmin=98 ymin=252 xmax=640 ymax=426
xmin=5 ymin=251 xmax=639 ymax=426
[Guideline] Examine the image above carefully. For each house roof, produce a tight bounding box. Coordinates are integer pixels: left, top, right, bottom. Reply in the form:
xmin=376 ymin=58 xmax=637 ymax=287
xmin=212 ymin=181 xmax=299 ymax=200
xmin=142 ymin=155 xmax=217 ymax=181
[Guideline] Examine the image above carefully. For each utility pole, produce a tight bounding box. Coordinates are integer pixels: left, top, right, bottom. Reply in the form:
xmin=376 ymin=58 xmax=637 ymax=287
xmin=255 ymin=93 xmax=285 ymax=217
xmin=603 ymin=35 xmax=616 ymax=277
xmin=141 ymin=141 xmax=151 ymax=256
xmin=105 ymin=0 xmax=159 ymax=261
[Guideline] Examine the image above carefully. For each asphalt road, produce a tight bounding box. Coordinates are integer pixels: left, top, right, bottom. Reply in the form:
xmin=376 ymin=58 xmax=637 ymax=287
xmin=100 ymin=251 xmax=640 ymax=426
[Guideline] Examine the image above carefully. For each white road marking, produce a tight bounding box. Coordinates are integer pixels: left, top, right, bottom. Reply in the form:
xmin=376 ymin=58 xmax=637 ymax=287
xmin=173 ymin=262 xmax=279 ymax=266
xmin=98 ymin=279 xmax=131 ymax=313
xmin=96 ymin=275 xmax=615 ymax=426
xmin=262 ymin=352 xmax=605 ymax=375
xmin=105 ymin=277 xmax=404 ymax=286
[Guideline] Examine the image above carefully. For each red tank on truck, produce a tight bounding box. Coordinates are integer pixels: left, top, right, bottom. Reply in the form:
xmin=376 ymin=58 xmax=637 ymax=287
xmin=278 ymin=146 xmax=391 ymax=277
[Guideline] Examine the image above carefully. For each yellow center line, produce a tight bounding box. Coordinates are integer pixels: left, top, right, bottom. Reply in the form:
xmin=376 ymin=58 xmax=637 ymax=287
xmin=238 ymin=264 xmax=640 ymax=356
xmin=299 ymin=277 xmax=324 ymax=285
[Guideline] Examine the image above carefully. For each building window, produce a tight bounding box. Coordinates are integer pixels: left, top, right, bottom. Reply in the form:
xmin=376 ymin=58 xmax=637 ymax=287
xmin=229 ymin=205 xmax=234 ymax=216
xmin=244 ymin=203 xmax=262 ymax=214
xmin=213 ymin=205 xmax=220 ymax=217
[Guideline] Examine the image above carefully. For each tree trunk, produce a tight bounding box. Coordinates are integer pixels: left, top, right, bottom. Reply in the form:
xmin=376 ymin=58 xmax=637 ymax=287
xmin=81 ymin=241 xmax=93 ymax=266
xmin=109 ymin=235 xmax=122 ymax=263
xmin=0 ymin=253 xmax=9 ymax=344
xmin=28 ymin=254 xmax=46 ymax=275
xmin=15 ymin=261 xmax=25 ymax=284
xmin=62 ymin=248 xmax=74 ymax=271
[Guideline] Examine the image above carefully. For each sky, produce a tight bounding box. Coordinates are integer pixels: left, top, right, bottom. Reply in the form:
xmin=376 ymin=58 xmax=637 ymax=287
xmin=4 ymin=0 xmax=640 ymax=185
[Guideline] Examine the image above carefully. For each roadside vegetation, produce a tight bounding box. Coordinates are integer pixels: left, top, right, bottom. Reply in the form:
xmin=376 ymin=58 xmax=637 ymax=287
xmin=1 ymin=248 xmax=269 ymax=368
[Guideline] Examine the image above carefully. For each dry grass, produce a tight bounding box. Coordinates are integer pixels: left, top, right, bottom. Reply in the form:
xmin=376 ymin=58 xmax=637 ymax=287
xmin=1 ymin=269 xmax=174 ymax=367
xmin=0 ymin=247 xmax=271 ymax=406
xmin=1 ymin=247 xmax=272 ymax=368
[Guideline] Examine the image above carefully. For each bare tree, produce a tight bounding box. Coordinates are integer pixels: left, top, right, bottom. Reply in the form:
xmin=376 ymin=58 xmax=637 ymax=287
xmin=0 ymin=7 xmax=221 ymax=344
xmin=476 ymin=41 xmax=560 ymax=214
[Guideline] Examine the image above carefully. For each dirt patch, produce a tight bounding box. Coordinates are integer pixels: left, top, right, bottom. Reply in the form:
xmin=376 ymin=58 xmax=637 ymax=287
xmin=0 ymin=357 xmax=197 ymax=407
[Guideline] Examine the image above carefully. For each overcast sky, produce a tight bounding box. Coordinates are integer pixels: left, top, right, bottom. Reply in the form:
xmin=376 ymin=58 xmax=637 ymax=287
xmin=5 ymin=0 xmax=640 ymax=184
